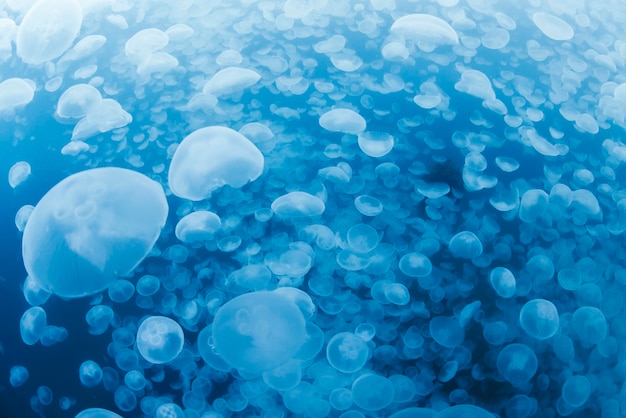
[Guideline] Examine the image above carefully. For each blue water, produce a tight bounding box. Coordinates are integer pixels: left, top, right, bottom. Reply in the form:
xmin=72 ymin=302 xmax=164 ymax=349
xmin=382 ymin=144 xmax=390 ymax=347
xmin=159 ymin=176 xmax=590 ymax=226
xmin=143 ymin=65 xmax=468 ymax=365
xmin=2 ymin=1 xmax=626 ymax=417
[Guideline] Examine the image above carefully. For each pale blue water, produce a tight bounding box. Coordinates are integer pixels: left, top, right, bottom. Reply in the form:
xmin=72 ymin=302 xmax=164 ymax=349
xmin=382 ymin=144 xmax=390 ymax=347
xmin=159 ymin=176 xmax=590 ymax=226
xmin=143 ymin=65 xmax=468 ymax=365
xmin=1 ymin=1 xmax=626 ymax=417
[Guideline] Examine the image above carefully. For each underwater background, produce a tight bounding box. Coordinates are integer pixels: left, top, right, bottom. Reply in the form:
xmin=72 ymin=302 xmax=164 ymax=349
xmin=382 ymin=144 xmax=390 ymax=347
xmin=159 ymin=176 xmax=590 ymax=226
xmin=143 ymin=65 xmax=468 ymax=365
xmin=1 ymin=0 xmax=626 ymax=417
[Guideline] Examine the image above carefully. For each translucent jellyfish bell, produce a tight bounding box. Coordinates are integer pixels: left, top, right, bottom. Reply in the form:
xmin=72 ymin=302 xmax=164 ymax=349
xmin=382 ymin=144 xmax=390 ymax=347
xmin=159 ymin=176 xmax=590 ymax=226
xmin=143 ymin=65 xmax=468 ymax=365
xmin=136 ymin=316 xmax=184 ymax=364
xmin=497 ymin=343 xmax=538 ymax=386
xmin=16 ymin=0 xmax=83 ymax=65
xmin=75 ymin=408 xmax=122 ymax=418
xmin=326 ymin=332 xmax=369 ymax=373
xmin=212 ymin=290 xmax=307 ymax=373
xmin=448 ymin=231 xmax=483 ymax=259
xmin=168 ymin=126 xmax=264 ymax=201
xmin=519 ymin=299 xmax=559 ymax=340
xmin=21 ymin=167 xmax=168 ymax=298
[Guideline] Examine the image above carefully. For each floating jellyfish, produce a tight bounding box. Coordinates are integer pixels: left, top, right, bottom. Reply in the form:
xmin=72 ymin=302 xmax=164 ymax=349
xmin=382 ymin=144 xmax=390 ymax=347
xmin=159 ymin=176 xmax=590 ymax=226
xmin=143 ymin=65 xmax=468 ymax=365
xmin=8 ymin=161 xmax=31 ymax=189
xmin=16 ymin=0 xmax=83 ymax=65
xmin=85 ymin=305 xmax=114 ymax=335
xmin=351 ymin=374 xmax=395 ymax=411
xmin=155 ymin=403 xmax=185 ymax=418
xmin=239 ymin=122 xmax=276 ymax=153
xmin=561 ymin=375 xmax=591 ymax=407
xmin=390 ymin=14 xmax=459 ymax=52
xmin=319 ymin=108 xmax=366 ymax=134
xmin=519 ymin=299 xmax=559 ymax=340
xmin=271 ymin=191 xmax=325 ymax=218
xmin=354 ymin=195 xmax=383 ymax=216
xmin=20 ymin=306 xmax=47 ymax=345
xmin=358 ymin=131 xmax=394 ymax=158
xmin=108 ymin=280 xmax=135 ymax=303
xmin=114 ymin=385 xmax=137 ymax=412
xmin=326 ymin=332 xmax=369 ymax=373
xmin=79 ymin=361 xmax=102 ymax=388
xmin=399 ymin=253 xmax=432 ymax=278
xmin=0 ymin=78 xmax=35 ymax=114
xmin=212 ymin=291 xmax=307 ymax=373
xmin=136 ymin=316 xmax=184 ymax=364
xmin=572 ymin=306 xmax=607 ymax=345
xmin=56 ymin=84 xmax=102 ymax=119
xmin=489 ymin=267 xmax=516 ymax=298
xmin=136 ymin=275 xmax=161 ymax=297
xmin=37 ymin=385 xmax=53 ymax=405
xmin=75 ymin=408 xmax=122 ymax=418
xmin=9 ymin=365 xmax=29 ymax=387
xmin=125 ymin=28 xmax=168 ymax=60
xmin=15 ymin=204 xmax=34 ymax=232
xmin=346 ymin=223 xmax=379 ymax=253
xmin=22 ymin=167 xmax=168 ymax=298
xmin=448 ymin=231 xmax=483 ymax=259
xmin=430 ymin=316 xmax=464 ymax=348
xmin=433 ymin=404 xmax=494 ymax=418
xmin=497 ymin=343 xmax=538 ymax=386
xmin=455 ymin=70 xmax=496 ymax=101
xmin=262 ymin=359 xmax=302 ymax=391
xmin=519 ymin=189 xmax=549 ymax=222
xmin=40 ymin=325 xmax=68 ymax=346
xmin=532 ymin=12 xmax=574 ymax=41
xmin=168 ymin=126 xmax=264 ymax=201
xmin=175 ymin=211 xmax=221 ymax=243
xmin=202 ymin=67 xmax=261 ymax=97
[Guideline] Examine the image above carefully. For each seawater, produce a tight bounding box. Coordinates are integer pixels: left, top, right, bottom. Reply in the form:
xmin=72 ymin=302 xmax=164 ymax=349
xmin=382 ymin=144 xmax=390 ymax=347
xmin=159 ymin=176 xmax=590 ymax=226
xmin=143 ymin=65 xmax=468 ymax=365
xmin=1 ymin=1 xmax=626 ymax=418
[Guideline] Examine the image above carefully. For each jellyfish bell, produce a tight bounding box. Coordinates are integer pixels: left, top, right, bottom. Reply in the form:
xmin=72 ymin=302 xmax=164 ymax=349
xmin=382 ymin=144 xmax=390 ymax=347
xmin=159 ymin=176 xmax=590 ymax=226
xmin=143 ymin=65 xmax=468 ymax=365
xmin=22 ymin=167 xmax=168 ymax=298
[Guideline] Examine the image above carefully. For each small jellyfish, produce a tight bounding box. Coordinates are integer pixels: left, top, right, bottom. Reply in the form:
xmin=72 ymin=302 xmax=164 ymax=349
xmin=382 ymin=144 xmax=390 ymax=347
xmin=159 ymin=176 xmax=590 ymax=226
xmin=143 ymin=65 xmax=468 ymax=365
xmin=561 ymin=375 xmax=591 ymax=407
xmin=519 ymin=299 xmax=559 ymax=340
xmin=448 ymin=231 xmax=483 ymax=259
xmin=489 ymin=267 xmax=516 ymax=298
xmin=9 ymin=365 xmax=29 ymax=387
xmin=357 ymin=131 xmax=394 ymax=157
xmin=8 ymin=161 xmax=31 ymax=189
xmin=85 ymin=305 xmax=114 ymax=335
xmin=136 ymin=316 xmax=184 ymax=364
xmin=75 ymin=409 xmax=123 ymax=418
xmin=326 ymin=332 xmax=369 ymax=373
xmin=319 ymin=108 xmax=366 ymax=134
xmin=271 ymin=191 xmax=325 ymax=219
xmin=351 ymin=374 xmax=395 ymax=411
xmin=572 ymin=306 xmax=607 ymax=345
xmin=20 ymin=306 xmax=47 ymax=345
xmin=79 ymin=360 xmax=103 ymax=388
xmin=497 ymin=343 xmax=538 ymax=386
xmin=430 ymin=317 xmax=464 ymax=348
xmin=399 ymin=253 xmax=432 ymax=278
xmin=212 ymin=291 xmax=306 ymax=373
xmin=168 ymin=126 xmax=264 ymax=201
xmin=175 ymin=210 xmax=221 ymax=243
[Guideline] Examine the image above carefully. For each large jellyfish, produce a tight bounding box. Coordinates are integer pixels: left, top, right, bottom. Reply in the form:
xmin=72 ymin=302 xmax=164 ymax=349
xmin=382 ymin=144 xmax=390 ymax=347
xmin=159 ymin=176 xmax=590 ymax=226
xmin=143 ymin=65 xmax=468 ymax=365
xmin=22 ymin=167 xmax=168 ymax=298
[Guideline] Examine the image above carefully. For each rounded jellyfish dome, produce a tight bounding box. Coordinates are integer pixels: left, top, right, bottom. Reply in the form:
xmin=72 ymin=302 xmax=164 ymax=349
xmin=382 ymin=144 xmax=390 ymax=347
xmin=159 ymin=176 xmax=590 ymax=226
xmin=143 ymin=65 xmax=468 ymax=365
xmin=22 ymin=167 xmax=168 ymax=298
xmin=75 ymin=408 xmax=123 ymax=418
xmin=351 ymin=374 xmax=395 ymax=411
xmin=326 ymin=332 xmax=369 ymax=373
xmin=519 ymin=299 xmax=559 ymax=340
xmin=168 ymin=126 xmax=264 ymax=201
xmin=497 ymin=343 xmax=538 ymax=386
xmin=561 ymin=375 xmax=591 ymax=407
xmin=136 ymin=316 xmax=184 ymax=364
xmin=448 ymin=231 xmax=483 ymax=259
xmin=212 ymin=290 xmax=307 ymax=373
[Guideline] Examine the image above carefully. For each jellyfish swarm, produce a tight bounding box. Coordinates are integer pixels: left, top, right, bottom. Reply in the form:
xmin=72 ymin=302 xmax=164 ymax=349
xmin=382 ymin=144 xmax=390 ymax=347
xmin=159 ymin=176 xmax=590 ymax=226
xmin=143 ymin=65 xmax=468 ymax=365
xmin=210 ymin=290 xmax=307 ymax=374
xmin=21 ymin=167 xmax=168 ymax=298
